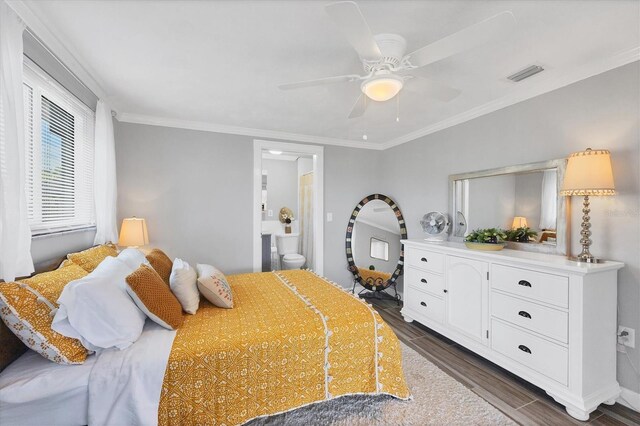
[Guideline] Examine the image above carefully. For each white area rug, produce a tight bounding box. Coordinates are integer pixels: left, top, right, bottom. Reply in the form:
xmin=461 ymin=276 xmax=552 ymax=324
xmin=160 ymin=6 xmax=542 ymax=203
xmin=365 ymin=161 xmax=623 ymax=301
xmin=249 ymin=342 xmax=515 ymax=425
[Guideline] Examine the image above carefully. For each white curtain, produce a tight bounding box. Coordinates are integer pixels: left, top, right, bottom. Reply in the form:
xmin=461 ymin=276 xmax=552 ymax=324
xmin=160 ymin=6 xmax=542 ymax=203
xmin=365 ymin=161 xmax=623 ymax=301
xmin=0 ymin=2 xmax=34 ymax=281
xmin=539 ymin=170 xmax=557 ymax=230
xmin=299 ymin=173 xmax=314 ymax=269
xmin=93 ymin=100 xmax=118 ymax=245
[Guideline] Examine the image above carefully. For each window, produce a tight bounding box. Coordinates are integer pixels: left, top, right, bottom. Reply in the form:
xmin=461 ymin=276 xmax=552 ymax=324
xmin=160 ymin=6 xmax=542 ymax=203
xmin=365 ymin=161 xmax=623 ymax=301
xmin=23 ymin=60 xmax=95 ymax=236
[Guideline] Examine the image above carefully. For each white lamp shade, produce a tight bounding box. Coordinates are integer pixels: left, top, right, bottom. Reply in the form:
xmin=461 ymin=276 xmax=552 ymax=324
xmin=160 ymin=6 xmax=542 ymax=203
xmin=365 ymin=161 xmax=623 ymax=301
xmin=560 ymin=149 xmax=615 ymax=196
xmin=512 ymin=216 xmax=528 ymax=229
xmin=118 ymin=217 xmax=149 ymax=247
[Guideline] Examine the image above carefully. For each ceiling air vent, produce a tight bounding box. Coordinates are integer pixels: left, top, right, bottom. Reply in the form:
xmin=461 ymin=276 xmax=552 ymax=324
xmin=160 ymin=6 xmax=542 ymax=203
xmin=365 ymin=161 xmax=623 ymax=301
xmin=508 ymin=65 xmax=544 ymax=82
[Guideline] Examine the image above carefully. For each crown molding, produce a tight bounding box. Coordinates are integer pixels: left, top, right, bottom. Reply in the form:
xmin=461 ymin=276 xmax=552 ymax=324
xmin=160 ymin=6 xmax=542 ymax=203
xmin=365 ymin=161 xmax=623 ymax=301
xmin=13 ymin=0 xmax=636 ymax=151
xmin=380 ymin=47 xmax=640 ymax=150
xmin=116 ymin=112 xmax=384 ymax=150
xmin=6 ymin=0 xmax=119 ymax=111
xmin=118 ymin=49 xmax=638 ymax=152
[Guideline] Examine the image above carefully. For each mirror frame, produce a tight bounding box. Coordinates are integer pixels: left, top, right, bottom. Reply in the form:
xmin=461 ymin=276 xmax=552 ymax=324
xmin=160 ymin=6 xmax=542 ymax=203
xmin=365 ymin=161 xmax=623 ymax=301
xmin=346 ymin=194 xmax=408 ymax=291
xmin=449 ymin=159 xmax=570 ymax=255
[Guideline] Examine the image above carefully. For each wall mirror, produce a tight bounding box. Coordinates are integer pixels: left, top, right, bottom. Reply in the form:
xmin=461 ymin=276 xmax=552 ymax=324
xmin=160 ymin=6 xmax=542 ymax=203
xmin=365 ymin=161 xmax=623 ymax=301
xmin=449 ymin=159 xmax=569 ymax=255
xmin=346 ymin=194 xmax=407 ymax=301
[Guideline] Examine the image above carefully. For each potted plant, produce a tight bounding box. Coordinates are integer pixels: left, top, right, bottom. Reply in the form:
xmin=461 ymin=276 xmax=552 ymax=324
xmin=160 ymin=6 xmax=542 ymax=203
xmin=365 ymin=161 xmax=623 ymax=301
xmin=506 ymin=227 xmax=538 ymax=243
xmin=465 ymin=228 xmax=508 ymax=251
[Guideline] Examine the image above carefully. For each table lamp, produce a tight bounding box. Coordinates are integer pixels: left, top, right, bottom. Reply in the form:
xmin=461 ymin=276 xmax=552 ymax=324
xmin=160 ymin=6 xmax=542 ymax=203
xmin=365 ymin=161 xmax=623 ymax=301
xmin=118 ymin=217 xmax=149 ymax=248
xmin=512 ymin=216 xmax=528 ymax=229
xmin=560 ymin=148 xmax=615 ymax=263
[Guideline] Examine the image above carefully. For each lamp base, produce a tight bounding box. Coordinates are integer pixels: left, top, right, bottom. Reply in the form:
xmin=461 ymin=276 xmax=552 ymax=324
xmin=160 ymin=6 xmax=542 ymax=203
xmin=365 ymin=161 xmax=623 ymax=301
xmin=568 ymin=256 xmax=604 ymax=264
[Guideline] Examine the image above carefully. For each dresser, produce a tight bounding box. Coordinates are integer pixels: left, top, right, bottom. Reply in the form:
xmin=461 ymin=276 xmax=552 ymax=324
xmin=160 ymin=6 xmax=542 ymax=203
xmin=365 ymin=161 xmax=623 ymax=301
xmin=401 ymin=239 xmax=624 ymax=421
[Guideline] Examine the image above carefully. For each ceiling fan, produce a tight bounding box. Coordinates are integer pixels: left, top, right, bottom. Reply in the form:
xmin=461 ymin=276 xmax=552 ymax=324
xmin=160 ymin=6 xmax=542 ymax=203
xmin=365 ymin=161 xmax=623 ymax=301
xmin=278 ymin=1 xmax=516 ymax=119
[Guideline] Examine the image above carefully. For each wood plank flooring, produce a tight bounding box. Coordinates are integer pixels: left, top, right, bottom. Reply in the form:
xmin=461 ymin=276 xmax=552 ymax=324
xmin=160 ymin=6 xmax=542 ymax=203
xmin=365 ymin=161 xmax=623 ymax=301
xmin=366 ymin=295 xmax=640 ymax=426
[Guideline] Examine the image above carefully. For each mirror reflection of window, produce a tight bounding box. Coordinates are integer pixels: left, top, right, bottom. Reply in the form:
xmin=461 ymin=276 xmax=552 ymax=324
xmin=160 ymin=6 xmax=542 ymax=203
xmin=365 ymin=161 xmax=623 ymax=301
xmin=539 ymin=170 xmax=557 ymax=230
xmin=370 ymin=237 xmax=389 ymax=261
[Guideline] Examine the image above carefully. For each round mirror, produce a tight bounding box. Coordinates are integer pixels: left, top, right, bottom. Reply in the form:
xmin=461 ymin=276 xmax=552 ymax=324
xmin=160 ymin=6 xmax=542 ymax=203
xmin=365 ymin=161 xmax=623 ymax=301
xmin=346 ymin=194 xmax=407 ymax=293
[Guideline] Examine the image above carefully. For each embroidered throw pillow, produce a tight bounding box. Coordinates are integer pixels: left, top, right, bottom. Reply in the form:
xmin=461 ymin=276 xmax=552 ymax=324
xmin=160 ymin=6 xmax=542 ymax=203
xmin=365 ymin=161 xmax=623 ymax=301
xmin=125 ymin=265 xmax=184 ymax=330
xmin=0 ymin=264 xmax=89 ymax=364
xmin=145 ymin=249 xmax=173 ymax=285
xmin=196 ymin=264 xmax=233 ymax=309
xmin=66 ymin=243 xmax=118 ymax=273
xmin=169 ymin=258 xmax=200 ymax=314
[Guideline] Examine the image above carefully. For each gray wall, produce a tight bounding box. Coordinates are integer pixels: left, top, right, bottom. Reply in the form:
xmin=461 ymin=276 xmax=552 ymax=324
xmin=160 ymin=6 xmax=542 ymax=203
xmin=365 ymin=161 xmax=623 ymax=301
xmin=114 ymin=122 xmax=381 ymax=284
xmin=262 ymin=158 xmax=298 ymax=220
xmin=353 ymin=221 xmax=401 ymax=273
xmin=115 ymin=124 xmax=254 ymax=274
xmin=467 ymin=174 xmax=516 ymax=231
xmin=379 ymin=62 xmax=640 ymax=393
xmin=514 ymin=172 xmax=544 ymax=231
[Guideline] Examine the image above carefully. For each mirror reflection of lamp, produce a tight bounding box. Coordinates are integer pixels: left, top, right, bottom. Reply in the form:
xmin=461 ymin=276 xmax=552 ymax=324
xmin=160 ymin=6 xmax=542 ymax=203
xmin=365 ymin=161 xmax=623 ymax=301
xmin=511 ymin=216 xmax=528 ymax=230
xmin=560 ymin=148 xmax=615 ymax=263
xmin=118 ymin=217 xmax=149 ymax=248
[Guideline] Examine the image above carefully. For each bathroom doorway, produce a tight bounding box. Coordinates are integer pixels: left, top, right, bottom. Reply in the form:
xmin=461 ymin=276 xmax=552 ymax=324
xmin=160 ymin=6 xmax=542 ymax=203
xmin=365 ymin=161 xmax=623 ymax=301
xmin=252 ymin=140 xmax=324 ymax=275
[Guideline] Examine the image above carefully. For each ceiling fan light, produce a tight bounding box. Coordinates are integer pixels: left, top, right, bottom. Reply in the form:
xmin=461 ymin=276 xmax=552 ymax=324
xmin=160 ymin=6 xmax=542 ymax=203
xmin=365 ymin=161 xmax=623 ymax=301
xmin=361 ymin=76 xmax=403 ymax=102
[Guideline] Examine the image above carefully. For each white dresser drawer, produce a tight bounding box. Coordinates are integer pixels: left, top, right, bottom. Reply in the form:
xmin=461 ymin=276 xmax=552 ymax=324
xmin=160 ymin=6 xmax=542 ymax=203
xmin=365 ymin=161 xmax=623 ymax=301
xmin=405 ymin=248 xmax=444 ymax=274
xmin=406 ymin=267 xmax=445 ymax=297
xmin=491 ymin=319 xmax=568 ymax=385
xmin=491 ymin=292 xmax=568 ymax=343
xmin=492 ymin=264 xmax=569 ymax=308
xmin=405 ymin=290 xmax=445 ymax=324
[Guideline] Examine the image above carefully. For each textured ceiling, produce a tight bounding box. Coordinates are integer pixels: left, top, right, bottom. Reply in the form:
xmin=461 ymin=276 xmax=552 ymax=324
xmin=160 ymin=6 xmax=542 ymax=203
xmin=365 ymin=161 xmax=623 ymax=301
xmin=22 ymin=0 xmax=640 ymax=146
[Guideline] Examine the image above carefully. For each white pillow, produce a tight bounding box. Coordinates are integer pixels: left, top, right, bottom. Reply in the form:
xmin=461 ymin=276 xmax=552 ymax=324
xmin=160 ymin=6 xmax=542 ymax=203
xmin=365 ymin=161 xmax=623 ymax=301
xmin=196 ymin=264 xmax=233 ymax=309
xmin=169 ymin=258 xmax=199 ymax=314
xmin=117 ymin=247 xmax=149 ymax=270
xmin=52 ymin=256 xmax=147 ymax=351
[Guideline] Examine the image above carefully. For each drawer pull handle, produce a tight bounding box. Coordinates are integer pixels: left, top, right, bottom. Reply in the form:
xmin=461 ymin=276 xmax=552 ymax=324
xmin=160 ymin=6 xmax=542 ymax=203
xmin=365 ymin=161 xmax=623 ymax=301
xmin=421 ymin=257 xmax=428 ymax=262
xmin=420 ymin=301 xmax=427 ymax=307
xmin=443 ymin=289 xmax=448 ymax=293
xmin=518 ymin=280 xmax=532 ymax=287
xmin=518 ymin=345 xmax=532 ymax=354
xmin=420 ymin=278 xmax=428 ymax=284
xmin=518 ymin=311 xmax=532 ymax=319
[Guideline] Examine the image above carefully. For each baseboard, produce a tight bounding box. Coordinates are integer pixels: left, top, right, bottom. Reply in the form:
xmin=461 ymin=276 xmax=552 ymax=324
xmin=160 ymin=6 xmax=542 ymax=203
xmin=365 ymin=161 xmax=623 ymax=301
xmin=617 ymin=387 xmax=640 ymax=412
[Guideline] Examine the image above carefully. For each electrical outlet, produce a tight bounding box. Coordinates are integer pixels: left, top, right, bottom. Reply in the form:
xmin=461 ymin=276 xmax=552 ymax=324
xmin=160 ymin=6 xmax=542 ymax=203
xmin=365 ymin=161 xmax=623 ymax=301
xmin=618 ymin=326 xmax=635 ymax=348
xmin=268 ymin=209 xmax=273 ymax=217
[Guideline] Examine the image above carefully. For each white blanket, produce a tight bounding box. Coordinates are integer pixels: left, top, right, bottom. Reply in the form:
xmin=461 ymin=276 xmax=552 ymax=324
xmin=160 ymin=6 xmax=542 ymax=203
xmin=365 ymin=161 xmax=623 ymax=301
xmin=88 ymin=321 xmax=176 ymax=426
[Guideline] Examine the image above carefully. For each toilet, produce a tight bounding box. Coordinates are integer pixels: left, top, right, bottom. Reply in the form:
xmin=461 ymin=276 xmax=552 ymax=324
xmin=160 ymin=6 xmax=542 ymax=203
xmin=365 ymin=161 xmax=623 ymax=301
xmin=275 ymin=233 xmax=306 ymax=270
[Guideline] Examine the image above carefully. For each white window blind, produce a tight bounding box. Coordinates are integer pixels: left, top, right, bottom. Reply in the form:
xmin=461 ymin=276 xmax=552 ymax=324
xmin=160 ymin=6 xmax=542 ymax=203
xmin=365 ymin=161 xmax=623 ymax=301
xmin=23 ymin=60 xmax=95 ymax=236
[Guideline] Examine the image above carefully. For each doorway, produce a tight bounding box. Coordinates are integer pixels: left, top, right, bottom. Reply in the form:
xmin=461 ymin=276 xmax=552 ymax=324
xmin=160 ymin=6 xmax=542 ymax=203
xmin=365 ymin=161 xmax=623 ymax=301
xmin=253 ymin=140 xmax=324 ymax=275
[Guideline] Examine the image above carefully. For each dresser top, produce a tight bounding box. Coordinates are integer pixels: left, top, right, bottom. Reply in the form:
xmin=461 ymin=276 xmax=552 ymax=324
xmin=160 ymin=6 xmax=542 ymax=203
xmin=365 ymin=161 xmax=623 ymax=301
xmin=401 ymin=239 xmax=624 ymax=274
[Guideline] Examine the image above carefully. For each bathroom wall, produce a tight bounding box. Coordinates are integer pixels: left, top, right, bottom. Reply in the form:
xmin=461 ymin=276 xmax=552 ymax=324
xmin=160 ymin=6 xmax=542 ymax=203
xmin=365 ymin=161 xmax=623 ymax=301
xmin=262 ymin=158 xmax=298 ymax=225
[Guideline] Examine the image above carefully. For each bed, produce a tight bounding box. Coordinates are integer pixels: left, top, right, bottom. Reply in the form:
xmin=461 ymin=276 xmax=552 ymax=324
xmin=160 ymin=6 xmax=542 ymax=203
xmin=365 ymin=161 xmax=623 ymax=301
xmin=1 ymin=268 xmax=410 ymax=425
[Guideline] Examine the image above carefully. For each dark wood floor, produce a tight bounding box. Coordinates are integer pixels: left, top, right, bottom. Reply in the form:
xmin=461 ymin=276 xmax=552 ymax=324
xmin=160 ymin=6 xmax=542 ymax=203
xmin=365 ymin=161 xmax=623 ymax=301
xmin=366 ymin=295 xmax=640 ymax=426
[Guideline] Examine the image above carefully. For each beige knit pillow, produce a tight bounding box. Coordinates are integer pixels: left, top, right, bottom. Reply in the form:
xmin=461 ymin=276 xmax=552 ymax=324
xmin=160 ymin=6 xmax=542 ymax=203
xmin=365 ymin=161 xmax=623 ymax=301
xmin=125 ymin=265 xmax=183 ymax=330
xmin=145 ymin=249 xmax=173 ymax=285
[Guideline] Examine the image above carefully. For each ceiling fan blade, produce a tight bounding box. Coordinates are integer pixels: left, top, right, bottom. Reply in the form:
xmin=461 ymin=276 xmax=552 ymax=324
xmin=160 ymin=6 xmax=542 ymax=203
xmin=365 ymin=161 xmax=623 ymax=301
xmin=404 ymin=76 xmax=461 ymax=102
xmin=325 ymin=1 xmax=382 ymax=62
xmin=278 ymin=74 xmax=361 ymax=90
xmin=407 ymin=11 xmax=516 ymax=68
xmin=348 ymin=93 xmax=367 ymax=119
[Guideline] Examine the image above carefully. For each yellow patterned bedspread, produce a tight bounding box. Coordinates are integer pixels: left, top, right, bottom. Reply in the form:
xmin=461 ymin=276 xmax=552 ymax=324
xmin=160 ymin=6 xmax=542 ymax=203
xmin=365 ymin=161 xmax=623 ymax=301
xmin=158 ymin=270 xmax=410 ymax=425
